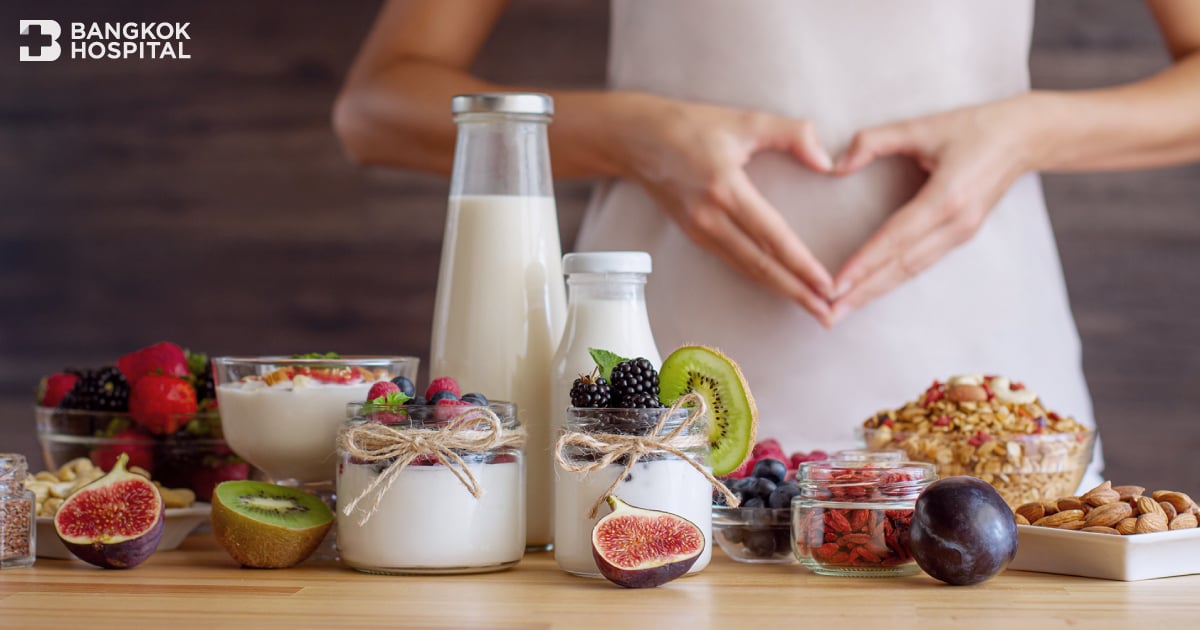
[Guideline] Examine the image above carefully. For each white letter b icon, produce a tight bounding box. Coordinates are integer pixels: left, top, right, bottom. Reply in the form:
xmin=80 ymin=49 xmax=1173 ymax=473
xmin=20 ymin=20 xmax=61 ymax=61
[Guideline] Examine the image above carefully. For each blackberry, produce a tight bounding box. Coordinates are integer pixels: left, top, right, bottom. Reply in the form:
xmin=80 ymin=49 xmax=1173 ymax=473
xmin=570 ymin=372 xmax=612 ymax=408
xmin=620 ymin=392 xmax=663 ymax=409
xmin=609 ymin=357 xmax=660 ymax=402
xmin=60 ymin=367 xmax=130 ymax=411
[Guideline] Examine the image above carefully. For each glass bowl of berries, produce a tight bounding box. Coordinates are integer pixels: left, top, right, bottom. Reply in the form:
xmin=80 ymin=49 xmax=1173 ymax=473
xmin=713 ymin=458 xmax=800 ymax=563
xmin=33 ymin=343 xmax=252 ymax=503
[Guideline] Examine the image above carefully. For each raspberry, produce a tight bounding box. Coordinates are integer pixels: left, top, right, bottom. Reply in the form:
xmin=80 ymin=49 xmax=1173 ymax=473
xmin=570 ymin=372 xmax=612 ymax=408
xmin=433 ymin=398 xmax=472 ymax=422
xmin=609 ymin=358 xmax=659 ymax=402
xmin=425 ymin=376 xmax=461 ymax=400
xmin=367 ymin=380 xmax=400 ymax=401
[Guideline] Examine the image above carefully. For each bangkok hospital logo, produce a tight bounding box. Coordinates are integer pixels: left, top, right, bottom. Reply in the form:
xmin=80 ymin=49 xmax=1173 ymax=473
xmin=19 ymin=19 xmax=191 ymax=61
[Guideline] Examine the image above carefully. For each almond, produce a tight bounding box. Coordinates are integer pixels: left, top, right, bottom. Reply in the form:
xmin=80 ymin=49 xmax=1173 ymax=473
xmin=1081 ymin=481 xmax=1120 ymax=507
xmin=1015 ymin=502 xmax=1045 ymax=523
xmin=1136 ymin=496 xmax=1166 ymax=518
xmin=1169 ymin=513 xmax=1198 ymax=530
xmin=1034 ymin=509 xmax=1085 ymax=528
xmin=1160 ymin=501 xmax=1178 ymax=520
xmin=1081 ymin=526 xmax=1120 ymax=535
xmin=1114 ymin=485 xmax=1145 ymax=501
xmin=1057 ymin=497 xmax=1084 ymax=512
xmin=1085 ymin=502 xmax=1133 ymax=528
xmin=1136 ymin=512 xmax=1169 ymax=534
xmin=1059 ymin=520 xmax=1087 ymax=531
xmin=1115 ymin=517 xmax=1139 ymax=535
xmin=1153 ymin=491 xmax=1196 ymax=514
xmin=1014 ymin=513 xmax=1030 ymax=526
xmin=1041 ymin=500 xmax=1060 ymax=516
xmin=946 ymin=384 xmax=988 ymax=403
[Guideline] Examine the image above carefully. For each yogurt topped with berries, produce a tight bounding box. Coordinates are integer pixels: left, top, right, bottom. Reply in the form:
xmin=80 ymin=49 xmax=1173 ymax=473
xmin=213 ymin=356 xmax=417 ymax=483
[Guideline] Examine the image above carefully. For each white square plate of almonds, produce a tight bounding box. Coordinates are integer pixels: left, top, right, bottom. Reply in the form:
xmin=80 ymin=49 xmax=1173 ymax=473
xmin=1009 ymin=482 xmax=1200 ymax=581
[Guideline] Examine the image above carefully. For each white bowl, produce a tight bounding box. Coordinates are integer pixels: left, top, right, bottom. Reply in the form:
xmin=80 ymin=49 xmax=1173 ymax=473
xmin=36 ymin=504 xmax=211 ymax=560
xmin=1009 ymin=524 xmax=1200 ymax=581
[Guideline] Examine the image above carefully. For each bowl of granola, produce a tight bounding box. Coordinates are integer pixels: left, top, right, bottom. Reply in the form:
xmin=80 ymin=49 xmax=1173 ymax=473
xmin=859 ymin=375 xmax=1094 ymax=507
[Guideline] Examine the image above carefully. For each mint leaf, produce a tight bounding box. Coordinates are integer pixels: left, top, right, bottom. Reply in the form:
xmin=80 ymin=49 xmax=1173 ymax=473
xmin=588 ymin=348 xmax=629 ymax=382
xmin=363 ymin=391 xmax=412 ymax=415
xmin=293 ymin=352 xmax=341 ymax=360
xmin=184 ymin=349 xmax=209 ymax=377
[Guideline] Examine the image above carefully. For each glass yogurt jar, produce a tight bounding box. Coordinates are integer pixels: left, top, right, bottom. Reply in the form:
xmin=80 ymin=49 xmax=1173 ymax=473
xmin=553 ymin=407 xmax=714 ymax=578
xmin=792 ymin=460 xmax=936 ymax=577
xmin=336 ymin=401 xmax=525 ymax=574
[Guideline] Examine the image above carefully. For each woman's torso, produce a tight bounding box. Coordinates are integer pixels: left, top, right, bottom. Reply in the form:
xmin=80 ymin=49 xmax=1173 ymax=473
xmin=579 ymin=0 xmax=1097 ymax=462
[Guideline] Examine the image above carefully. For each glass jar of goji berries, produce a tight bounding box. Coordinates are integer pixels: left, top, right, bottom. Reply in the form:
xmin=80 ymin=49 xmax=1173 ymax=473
xmin=792 ymin=460 xmax=936 ymax=576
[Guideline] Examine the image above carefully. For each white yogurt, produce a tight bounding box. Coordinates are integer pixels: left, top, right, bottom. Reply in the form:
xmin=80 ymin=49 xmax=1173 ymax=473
xmin=217 ymin=378 xmax=373 ymax=483
xmin=553 ymin=458 xmax=713 ymax=577
xmin=337 ymin=459 xmax=525 ymax=573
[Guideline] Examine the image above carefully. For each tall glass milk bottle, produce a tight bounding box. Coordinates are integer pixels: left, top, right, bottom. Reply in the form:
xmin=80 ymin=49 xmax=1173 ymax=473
xmin=430 ymin=94 xmax=566 ymax=551
xmin=550 ymin=251 xmax=662 ymax=439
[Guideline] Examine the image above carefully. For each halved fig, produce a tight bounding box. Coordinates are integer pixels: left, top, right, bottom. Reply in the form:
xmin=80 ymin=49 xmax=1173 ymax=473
xmin=591 ymin=496 xmax=705 ymax=588
xmin=54 ymin=452 xmax=165 ymax=569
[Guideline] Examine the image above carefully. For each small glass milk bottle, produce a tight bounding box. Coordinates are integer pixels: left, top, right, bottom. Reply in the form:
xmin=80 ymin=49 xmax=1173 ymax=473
xmin=553 ymin=407 xmax=714 ymax=577
xmin=430 ymin=93 xmax=565 ymax=551
xmin=0 ymin=454 xmax=36 ymax=569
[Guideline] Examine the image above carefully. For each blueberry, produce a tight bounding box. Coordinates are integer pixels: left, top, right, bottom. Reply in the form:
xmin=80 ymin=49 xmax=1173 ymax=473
xmin=742 ymin=496 xmax=766 ymax=509
xmin=723 ymin=526 xmax=747 ymax=544
xmin=461 ymin=392 xmax=488 ymax=406
xmin=752 ymin=458 xmax=787 ymax=484
xmin=743 ymin=529 xmax=777 ymax=556
xmin=768 ymin=482 xmax=802 ymax=509
xmin=429 ymin=390 xmax=458 ymax=404
xmin=390 ymin=376 xmax=416 ymax=398
xmin=405 ymin=396 xmax=428 ymax=406
xmin=751 ymin=477 xmax=777 ymax=499
xmin=774 ymin=528 xmax=793 ymax=553
xmin=730 ymin=477 xmax=757 ymax=494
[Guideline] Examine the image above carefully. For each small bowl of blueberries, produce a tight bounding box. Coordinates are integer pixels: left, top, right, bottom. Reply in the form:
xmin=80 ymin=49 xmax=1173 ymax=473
xmin=713 ymin=457 xmax=801 ymax=563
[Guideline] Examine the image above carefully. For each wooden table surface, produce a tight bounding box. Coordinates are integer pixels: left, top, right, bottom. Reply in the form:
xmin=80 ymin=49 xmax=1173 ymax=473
xmin=2 ymin=534 xmax=1199 ymax=629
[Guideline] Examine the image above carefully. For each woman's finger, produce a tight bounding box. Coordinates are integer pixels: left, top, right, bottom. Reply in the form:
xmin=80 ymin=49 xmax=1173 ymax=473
xmin=683 ymin=202 xmax=833 ymax=324
xmin=725 ymin=169 xmax=836 ymax=299
xmin=834 ymin=122 xmax=926 ymax=175
xmin=751 ymin=114 xmax=834 ymax=172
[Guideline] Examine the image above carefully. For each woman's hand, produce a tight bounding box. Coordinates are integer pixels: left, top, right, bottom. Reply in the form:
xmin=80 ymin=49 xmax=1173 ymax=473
xmin=827 ymin=97 xmax=1038 ymax=324
xmin=610 ymin=94 xmax=837 ymax=323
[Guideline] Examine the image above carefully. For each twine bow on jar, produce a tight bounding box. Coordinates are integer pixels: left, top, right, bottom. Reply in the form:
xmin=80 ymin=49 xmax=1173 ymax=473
xmin=338 ymin=406 xmax=525 ymax=525
xmin=553 ymin=392 xmax=740 ymax=518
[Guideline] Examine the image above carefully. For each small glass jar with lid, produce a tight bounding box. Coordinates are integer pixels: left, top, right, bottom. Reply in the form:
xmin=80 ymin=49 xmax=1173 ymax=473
xmin=792 ymin=460 xmax=936 ymax=576
xmin=553 ymin=406 xmax=714 ymax=577
xmin=1 ymin=453 xmax=36 ymax=569
xmin=336 ymin=401 xmax=525 ymax=574
xmin=829 ymin=449 xmax=906 ymax=465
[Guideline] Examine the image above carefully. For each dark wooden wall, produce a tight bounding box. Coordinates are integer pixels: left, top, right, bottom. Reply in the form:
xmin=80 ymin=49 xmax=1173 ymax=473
xmin=2 ymin=1 xmax=1197 ymax=494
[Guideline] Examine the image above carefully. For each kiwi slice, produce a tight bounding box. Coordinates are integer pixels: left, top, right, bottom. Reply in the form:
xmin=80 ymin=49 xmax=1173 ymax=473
xmin=211 ymin=480 xmax=333 ymax=568
xmin=658 ymin=345 xmax=758 ymax=476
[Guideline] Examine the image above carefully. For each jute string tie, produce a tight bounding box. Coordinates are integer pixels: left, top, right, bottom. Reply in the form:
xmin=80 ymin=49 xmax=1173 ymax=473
xmin=553 ymin=392 xmax=740 ymax=518
xmin=338 ymin=406 xmax=525 ymax=526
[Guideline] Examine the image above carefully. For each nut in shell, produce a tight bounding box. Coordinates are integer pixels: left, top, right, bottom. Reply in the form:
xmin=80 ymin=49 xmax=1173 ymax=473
xmin=1169 ymin=513 xmax=1198 ymax=531
xmin=1114 ymin=485 xmax=1145 ymax=501
xmin=1081 ymin=481 xmax=1120 ymax=507
xmin=1160 ymin=501 xmax=1178 ymax=520
xmin=1136 ymin=513 xmax=1169 ymax=534
xmin=1135 ymin=496 xmax=1166 ymax=518
xmin=1056 ymin=497 xmax=1085 ymax=512
xmin=1015 ymin=502 xmax=1045 ymax=523
xmin=1153 ymin=491 xmax=1196 ymax=514
xmin=1033 ymin=509 xmax=1085 ymax=528
xmin=1085 ymin=502 xmax=1132 ymax=528
xmin=1115 ymin=517 xmax=1139 ymax=535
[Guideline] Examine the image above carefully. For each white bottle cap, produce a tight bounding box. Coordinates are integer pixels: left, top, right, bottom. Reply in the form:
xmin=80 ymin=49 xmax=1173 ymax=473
xmin=562 ymin=251 xmax=652 ymax=275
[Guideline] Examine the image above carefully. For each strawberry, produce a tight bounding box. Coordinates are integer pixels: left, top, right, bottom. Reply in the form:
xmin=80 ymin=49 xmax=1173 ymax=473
xmin=129 ymin=374 xmax=198 ymax=434
xmin=367 ymin=381 xmax=400 ymax=401
xmin=190 ymin=456 xmax=250 ymax=502
xmin=90 ymin=425 xmax=156 ymax=473
xmin=37 ymin=372 xmax=79 ymax=407
xmin=117 ymin=342 xmax=189 ymax=387
xmin=425 ymin=376 xmax=461 ymax=401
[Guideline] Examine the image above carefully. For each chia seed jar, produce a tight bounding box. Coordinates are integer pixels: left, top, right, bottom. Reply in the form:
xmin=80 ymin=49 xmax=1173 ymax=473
xmin=553 ymin=407 xmax=713 ymax=577
xmin=0 ymin=454 xmax=36 ymax=569
xmin=792 ymin=460 xmax=936 ymax=576
xmin=336 ymin=402 xmax=525 ymax=575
